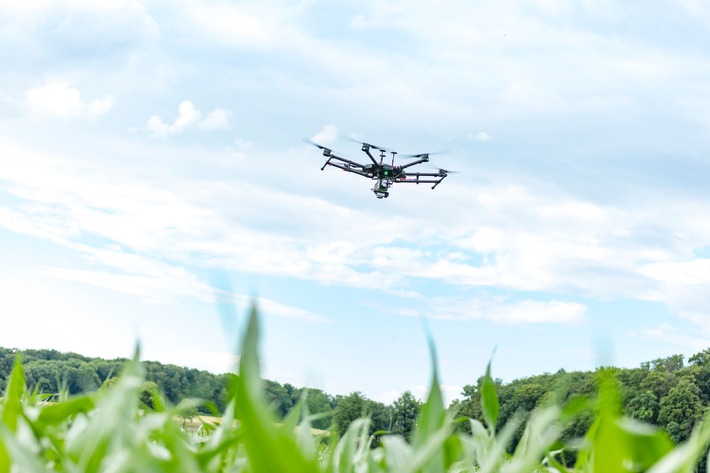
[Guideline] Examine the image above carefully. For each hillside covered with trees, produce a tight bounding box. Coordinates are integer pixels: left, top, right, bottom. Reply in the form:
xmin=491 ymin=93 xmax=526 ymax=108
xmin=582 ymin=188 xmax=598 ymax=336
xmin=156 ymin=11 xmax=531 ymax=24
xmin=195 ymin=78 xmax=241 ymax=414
xmin=0 ymin=347 xmax=420 ymax=437
xmin=2 ymin=346 xmax=710 ymax=445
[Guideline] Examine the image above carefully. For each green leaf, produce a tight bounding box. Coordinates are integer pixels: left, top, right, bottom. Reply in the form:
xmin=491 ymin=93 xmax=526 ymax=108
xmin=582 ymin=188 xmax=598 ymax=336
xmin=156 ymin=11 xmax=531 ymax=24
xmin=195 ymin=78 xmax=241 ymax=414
xmin=235 ymin=302 xmax=320 ymax=473
xmin=0 ymin=423 xmax=51 ymax=473
xmin=1 ymin=355 xmax=25 ymax=432
xmin=0 ymin=355 xmax=25 ymax=472
xmin=65 ymin=349 xmax=144 ymax=473
xmin=411 ymin=323 xmax=449 ymax=472
xmin=38 ymin=395 xmax=95 ymax=425
xmin=481 ymin=355 xmax=499 ymax=433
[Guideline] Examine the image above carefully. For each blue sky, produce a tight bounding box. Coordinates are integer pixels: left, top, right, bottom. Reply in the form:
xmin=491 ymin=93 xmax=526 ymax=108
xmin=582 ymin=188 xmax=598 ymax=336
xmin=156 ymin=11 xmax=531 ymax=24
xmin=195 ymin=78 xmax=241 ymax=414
xmin=3 ymin=0 xmax=710 ymax=404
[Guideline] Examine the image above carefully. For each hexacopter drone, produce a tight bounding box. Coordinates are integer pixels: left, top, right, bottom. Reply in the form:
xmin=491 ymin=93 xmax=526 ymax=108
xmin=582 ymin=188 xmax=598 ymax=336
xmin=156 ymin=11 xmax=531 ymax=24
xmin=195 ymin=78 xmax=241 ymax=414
xmin=304 ymin=137 xmax=455 ymax=199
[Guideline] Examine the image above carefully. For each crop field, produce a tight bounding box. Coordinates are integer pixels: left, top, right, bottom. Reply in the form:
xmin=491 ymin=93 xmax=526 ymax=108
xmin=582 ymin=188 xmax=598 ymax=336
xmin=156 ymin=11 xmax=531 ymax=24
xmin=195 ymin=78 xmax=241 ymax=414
xmin=2 ymin=305 xmax=710 ymax=473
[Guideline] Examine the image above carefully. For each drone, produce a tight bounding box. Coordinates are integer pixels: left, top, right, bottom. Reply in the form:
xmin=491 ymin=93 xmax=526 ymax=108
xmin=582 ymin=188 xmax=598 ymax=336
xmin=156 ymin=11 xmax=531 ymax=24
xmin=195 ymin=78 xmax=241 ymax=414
xmin=304 ymin=137 xmax=455 ymax=199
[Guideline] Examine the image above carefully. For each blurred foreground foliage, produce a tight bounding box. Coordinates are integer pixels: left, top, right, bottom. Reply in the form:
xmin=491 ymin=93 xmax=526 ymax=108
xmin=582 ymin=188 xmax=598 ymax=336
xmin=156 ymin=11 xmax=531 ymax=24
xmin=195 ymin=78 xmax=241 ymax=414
xmin=2 ymin=305 xmax=710 ymax=472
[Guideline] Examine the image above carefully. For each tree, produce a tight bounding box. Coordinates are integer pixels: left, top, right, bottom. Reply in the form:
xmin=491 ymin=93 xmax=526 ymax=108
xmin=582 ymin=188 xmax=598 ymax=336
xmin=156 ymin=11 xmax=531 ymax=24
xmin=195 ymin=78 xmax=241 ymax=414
xmin=179 ymin=405 xmax=200 ymax=430
xmin=367 ymin=400 xmax=391 ymax=437
xmin=140 ymin=381 xmax=159 ymax=410
xmin=691 ymin=364 xmax=710 ymax=403
xmin=301 ymin=388 xmax=335 ymax=430
xmin=333 ymin=392 xmax=367 ymax=436
xmin=391 ymin=391 xmax=421 ymax=441
xmin=657 ymin=378 xmax=705 ymax=443
xmin=512 ymin=383 xmax=544 ymax=412
xmin=627 ymin=390 xmax=659 ymax=423
xmin=639 ymin=371 xmax=678 ymax=400
xmin=24 ymin=359 xmax=63 ymax=394
xmin=640 ymin=354 xmax=684 ymax=373
xmin=263 ymin=380 xmax=294 ymax=418
xmin=67 ymin=362 xmax=101 ymax=394
xmin=689 ymin=349 xmax=710 ymax=367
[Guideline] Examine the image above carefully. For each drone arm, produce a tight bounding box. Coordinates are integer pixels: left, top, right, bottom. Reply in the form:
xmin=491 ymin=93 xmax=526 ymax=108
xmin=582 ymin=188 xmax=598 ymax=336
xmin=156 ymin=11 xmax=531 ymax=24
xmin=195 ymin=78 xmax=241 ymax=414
xmin=322 ymin=153 xmax=368 ymax=172
xmin=397 ymin=156 xmax=430 ymax=171
xmin=329 ymin=154 xmax=367 ymax=169
xmin=327 ymin=161 xmax=370 ymax=177
xmin=362 ymin=147 xmax=380 ymax=166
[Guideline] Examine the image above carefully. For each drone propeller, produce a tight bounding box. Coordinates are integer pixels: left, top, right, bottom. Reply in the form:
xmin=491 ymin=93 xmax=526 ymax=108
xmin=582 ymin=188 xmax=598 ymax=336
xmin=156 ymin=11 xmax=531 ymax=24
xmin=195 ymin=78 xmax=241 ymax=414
xmin=432 ymin=166 xmax=461 ymax=176
xmin=342 ymin=136 xmax=391 ymax=152
xmin=302 ymin=137 xmax=331 ymax=151
xmin=401 ymin=149 xmax=449 ymax=159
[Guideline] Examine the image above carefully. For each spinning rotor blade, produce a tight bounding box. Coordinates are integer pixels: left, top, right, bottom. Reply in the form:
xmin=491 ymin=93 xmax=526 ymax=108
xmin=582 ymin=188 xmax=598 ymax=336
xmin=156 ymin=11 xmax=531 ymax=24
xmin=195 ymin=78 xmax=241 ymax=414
xmin=401 ymin=149 xmax=449 ymax=159
xmin=431 ymin=166 xmax=461 ymax=175
xmin=342 ymin=136 xmax=391 ymax=152
xmin=302 ymin=137 xmax=332 ymax=151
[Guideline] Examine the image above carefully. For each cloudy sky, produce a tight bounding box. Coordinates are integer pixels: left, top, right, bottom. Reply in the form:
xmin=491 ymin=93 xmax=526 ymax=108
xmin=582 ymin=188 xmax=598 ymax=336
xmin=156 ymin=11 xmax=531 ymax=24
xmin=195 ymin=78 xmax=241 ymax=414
xmin=3 ymin=0 xmax=710 ymax=404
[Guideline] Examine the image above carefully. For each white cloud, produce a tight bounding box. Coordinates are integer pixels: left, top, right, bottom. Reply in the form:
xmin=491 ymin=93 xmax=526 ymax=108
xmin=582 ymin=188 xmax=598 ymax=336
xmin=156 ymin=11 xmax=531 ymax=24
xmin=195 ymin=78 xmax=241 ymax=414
xmin=198 ymin=108 xmax=233 ymax=131
xmin=0 ymin=140 xmax=683 ymax=311
xmin=312 ymin=125 xmax=338 ymax=144
xmin=0 ymin=141 xmax=672 ymax=312
xmin=86 ymin=96 xmax=116 ymax=119
xmin=26 ymin=83 xmax=114 ymax=120
xmin=641 ymin=259 xmax=710 ymax=286
xmin=636 ymin=322 xmax=710 ymax=351
xmin=188 ymin=3 xmax=276 ymax=47
xmin=491 ymin=300 xmax=586 ymax=324
xmin=146 ymin=102 xmax=235 ymax=136
xmin=467 ymin=132 xmax=492 ymax=142
xmin=146 ymin=100 xmax=202 ymax=137
xmin=250 ymin=297 xmax=328 ymax=323
xmin=40 ymin=265 xmax=212 ymax=304
xmin=390 ymin=295 xmax=587 ymax=325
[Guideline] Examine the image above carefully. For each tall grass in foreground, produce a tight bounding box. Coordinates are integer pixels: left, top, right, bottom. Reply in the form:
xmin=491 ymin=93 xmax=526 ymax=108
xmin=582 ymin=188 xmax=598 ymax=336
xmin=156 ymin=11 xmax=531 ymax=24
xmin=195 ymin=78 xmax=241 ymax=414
xmin=2 ymin=305 xmax=710 ymax=472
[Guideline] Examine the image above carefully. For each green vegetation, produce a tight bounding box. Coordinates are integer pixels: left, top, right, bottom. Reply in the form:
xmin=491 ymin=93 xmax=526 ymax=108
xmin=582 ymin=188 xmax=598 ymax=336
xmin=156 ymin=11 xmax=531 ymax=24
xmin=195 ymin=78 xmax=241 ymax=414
xmin=3 ymin=307 xmax=710 ymax=471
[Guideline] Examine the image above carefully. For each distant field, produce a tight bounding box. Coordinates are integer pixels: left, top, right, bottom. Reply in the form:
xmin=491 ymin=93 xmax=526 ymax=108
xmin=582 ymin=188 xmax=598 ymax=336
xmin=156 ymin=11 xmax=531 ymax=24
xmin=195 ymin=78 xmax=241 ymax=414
xmin=181 ymin=414 xmax=327 ymax=436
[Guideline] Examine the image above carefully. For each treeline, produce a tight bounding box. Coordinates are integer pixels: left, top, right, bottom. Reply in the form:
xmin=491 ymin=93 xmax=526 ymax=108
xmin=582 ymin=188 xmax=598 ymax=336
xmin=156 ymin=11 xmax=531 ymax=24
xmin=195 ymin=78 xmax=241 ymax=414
xmin=453 ymin=350 xmax=710 ymax=448
xmin=0 ymin=347 xmax=232 ymax=412
xmin=0 ymin=347 xmax=420 ymax=436
xmin=4 ymin=346 xmax=710 ymax=444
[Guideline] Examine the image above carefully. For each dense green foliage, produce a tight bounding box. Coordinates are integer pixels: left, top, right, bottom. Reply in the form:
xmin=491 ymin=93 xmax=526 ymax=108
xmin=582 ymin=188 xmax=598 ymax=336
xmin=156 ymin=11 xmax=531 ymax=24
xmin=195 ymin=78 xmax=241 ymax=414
xmin=0 ymin=347 xmax=233 ymax=411
xmin=0 ymin=347 xmax=407 ymax=435
xmin=5 ymin=345 xmax=710 ymax=455
xmin=3 ymin=306 xmax=710 ymax=471
xmin=453 ymin=351 xmax=710 ymax=452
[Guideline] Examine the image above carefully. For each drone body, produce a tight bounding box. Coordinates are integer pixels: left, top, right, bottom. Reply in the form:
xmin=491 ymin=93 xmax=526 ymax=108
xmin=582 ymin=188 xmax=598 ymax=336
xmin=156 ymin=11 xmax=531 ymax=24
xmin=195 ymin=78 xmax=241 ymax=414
xmin=304 ymin=138 xmax=452 ymax=199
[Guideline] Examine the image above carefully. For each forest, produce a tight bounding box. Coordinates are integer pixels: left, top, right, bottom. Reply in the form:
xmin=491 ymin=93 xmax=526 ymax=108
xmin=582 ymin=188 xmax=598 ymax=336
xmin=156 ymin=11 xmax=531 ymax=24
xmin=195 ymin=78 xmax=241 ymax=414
xmin=1 ymin=346 xmax=709 ymax=446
